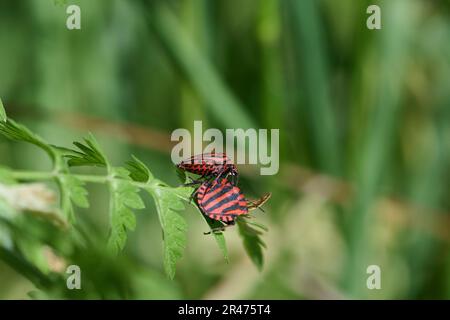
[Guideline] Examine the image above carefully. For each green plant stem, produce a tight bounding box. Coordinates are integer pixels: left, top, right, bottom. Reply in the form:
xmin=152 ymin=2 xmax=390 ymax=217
xmin=9 ymin=170 xmax=193 ymax=211
xmin=10 ymin=170 xmax=160 ymax=190
xmin=12 ymin=170 xmax=106 ymax=184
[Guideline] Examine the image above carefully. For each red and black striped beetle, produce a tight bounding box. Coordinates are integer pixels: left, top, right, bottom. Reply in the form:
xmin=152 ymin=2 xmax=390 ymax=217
xmin=177 ymin=153 xmax=270 ymax=234
xmin=176 ymin=153 xmax=238 ymax=185
xmin=196 ymin=177 xmax=248 ymax=224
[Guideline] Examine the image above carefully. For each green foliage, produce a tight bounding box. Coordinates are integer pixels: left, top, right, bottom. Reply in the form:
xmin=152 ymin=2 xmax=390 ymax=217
xmin=203 ymin=216 xmax=229 ymax=263
xmin=237 ymin=217 xmax=267 ymax=271
xmin=126 ymin=155 xmax=154 ymax=183
xmin=57 ymin=175 xmax=89 ymax=222
xmin=0 ymin=104 xmax=267 ymax=286
xmin=175 ymin=167 xmax=187 ymax=184
xmin=108 ymin=167 xmax=145 ymax=253
xmin=1 ymin=0 xmax=449 ymax=300
xmin=0 ymin=118 xmax=55 ymax=158
xmin=60 ymin=175 xmax=89 ymax=209
xmin=65 ymin=134 xmax=108 ymax=168
xmin=150 ymin=186 xmax=188 ymax=279
xmin=172 ymin=181 xmax=229 ymax=262
xmin=0 ymin=98 xmax=5 ymax=122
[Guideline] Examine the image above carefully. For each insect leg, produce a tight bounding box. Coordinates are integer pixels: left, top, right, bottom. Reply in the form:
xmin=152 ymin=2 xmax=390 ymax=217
xmin=247 ymin=200 xmax=266 ymax=213
xmin=190 ymin=188 xmax=200 ymax=204
xmin=182 ymin=180 xmax=203 ymax=187
xmin=180 ymin=174 xmax=207 ymax=187
xmin=212 ymin=168 xmax=232 ymax=185
xmin=203 ymin=220 xmax=235 ymax=235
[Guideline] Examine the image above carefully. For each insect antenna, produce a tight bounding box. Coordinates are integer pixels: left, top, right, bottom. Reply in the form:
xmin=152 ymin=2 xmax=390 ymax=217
xmin=247 ymin=193 xmax=272 ymax=212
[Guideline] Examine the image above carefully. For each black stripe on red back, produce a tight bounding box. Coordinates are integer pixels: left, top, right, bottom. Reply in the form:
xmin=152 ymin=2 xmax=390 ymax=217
xmin=197 ymin=178 xmax=248 ymax=222
xmin=203 ymin=190 xmax=239 ymax=211
xmin=201 ymin=182 xmax=233 ymax=207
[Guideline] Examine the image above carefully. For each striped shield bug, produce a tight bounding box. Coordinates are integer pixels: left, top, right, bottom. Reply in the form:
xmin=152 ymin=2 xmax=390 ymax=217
xmin=194 ymin=179 xmax=272 ymax=234
xmin=176 ymin=153 xmax=238 ymax=185
xmin=196 ymin=178 xmax=248 ymax=228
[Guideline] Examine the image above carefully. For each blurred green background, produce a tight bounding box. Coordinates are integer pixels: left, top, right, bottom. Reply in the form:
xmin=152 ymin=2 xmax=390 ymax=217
xmin=1 ymin=0 xmax=450 ymax=299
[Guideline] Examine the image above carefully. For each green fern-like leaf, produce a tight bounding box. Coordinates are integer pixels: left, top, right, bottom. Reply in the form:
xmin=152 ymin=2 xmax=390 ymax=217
xmin=63 ymin=175 xmax=89 ymax=209
xmin=0 ymin=102 xmax=240 ymax=278
xmin=175 ymin=167 xmax=187 ymax=184
xmin=0 ymin=119 xmax=55 ymax=159
xmin=126 ymin=155 xmax=154 ymax=183
xmin=65 ymin=134 xmax=108 ymax=167
xmin=237 ymin=218 xmax=267 ymax=271
xmin=203 ymin=216 xmax=229 ymax=262
xmin=108 ymin=167 xmax=145 ymax=253
xmin=149 ymin=186 xmax=187 ymax=279
xmin=0 ymin=108 xmax=81 ymax=222
xmin=172 ymin=186 xmax=229 ymax=262
xmin=51 ymin=148 xmax=90 ymax=221
xmin=126 ymin=157 xmax=193 ymax=275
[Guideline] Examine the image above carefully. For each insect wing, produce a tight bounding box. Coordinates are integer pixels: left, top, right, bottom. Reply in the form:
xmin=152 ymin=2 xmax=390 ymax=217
xmin=198 ymin=178 xmax=247 ymax=222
